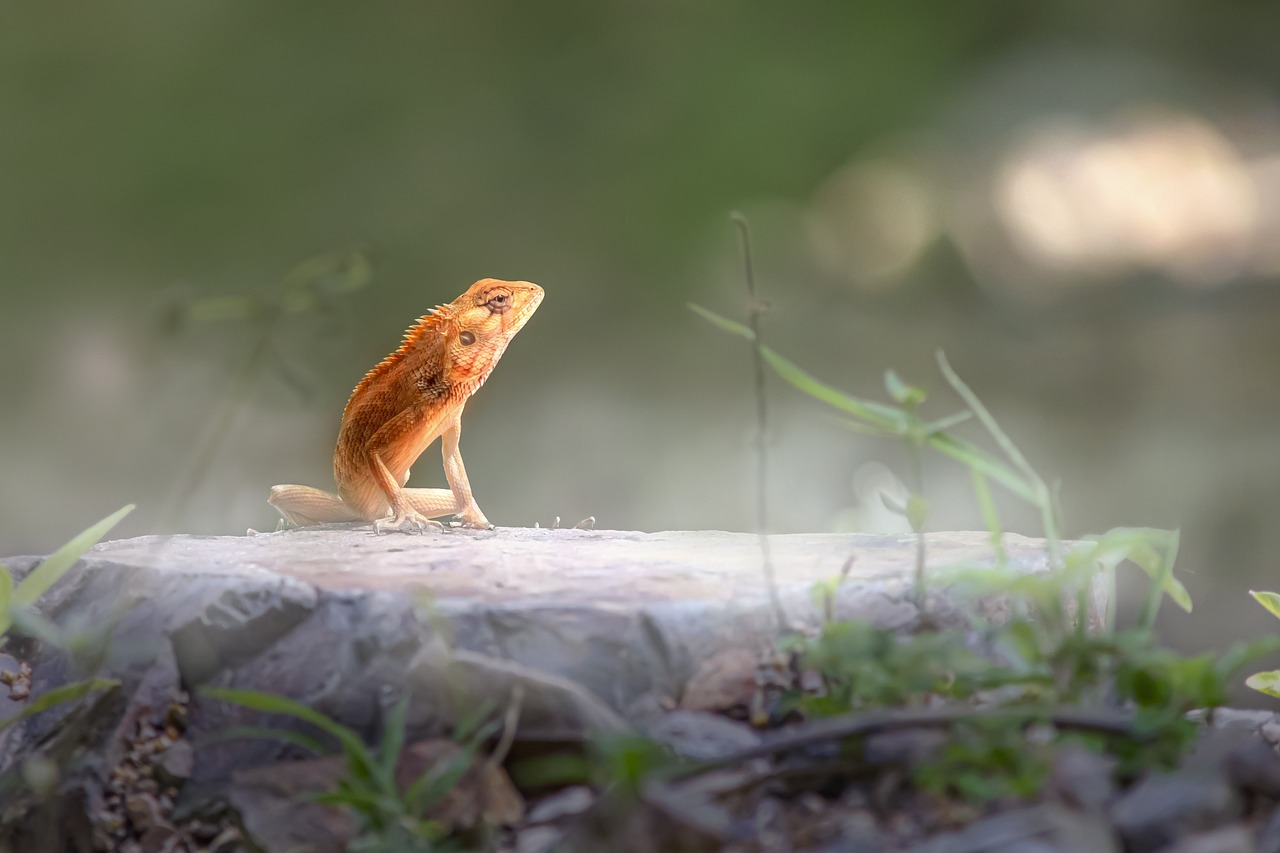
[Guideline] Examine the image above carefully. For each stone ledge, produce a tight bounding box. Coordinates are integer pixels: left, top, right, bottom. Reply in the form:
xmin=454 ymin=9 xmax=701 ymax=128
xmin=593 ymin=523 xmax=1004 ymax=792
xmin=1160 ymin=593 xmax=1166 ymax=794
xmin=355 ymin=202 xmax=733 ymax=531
xmin=3 ymin=527 xmax=1072 ymax=728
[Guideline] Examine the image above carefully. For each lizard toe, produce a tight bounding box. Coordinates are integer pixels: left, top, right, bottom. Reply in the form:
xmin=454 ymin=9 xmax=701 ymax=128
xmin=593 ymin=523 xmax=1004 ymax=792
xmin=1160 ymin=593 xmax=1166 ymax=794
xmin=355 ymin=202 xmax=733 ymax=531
xmin=374 ymin=510 xmax=444 ymax=535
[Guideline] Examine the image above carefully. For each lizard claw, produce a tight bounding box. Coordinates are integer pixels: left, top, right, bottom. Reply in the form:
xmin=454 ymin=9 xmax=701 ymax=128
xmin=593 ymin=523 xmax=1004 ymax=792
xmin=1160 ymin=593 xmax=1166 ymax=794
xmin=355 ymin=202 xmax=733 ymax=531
xmin=374 ymin=510 xmax=444 ymax=535
xmin=453 ymin=507 xmax=494 ymax=530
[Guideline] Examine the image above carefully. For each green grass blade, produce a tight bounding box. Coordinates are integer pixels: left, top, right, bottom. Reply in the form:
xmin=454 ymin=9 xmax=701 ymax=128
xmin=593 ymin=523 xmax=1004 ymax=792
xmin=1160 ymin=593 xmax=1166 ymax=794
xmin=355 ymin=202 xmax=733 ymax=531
xmin=404 ymin=745 xmax=477 ymax=816
xmin=200 ymin=687 xmax=376 ymax=778
xmin=936 ymin=352 xmax=1041 ymax=489
xmin=311 ymin=788 xmax=389 ymax=812
xmin=14 ymin=504 xmax=134 ymax=608
xmin=1105 ymin=527 xmax=1191 ymax=617
xmin=0 ymin=677 xmax=119 ymax=732
xmin=7 ymin=606 xmax=65 ymax=646
xmin=970 ymin=469 xmax=1007 ymax=566
xmin=377 ymin=697 xmax=410 ymax=785
xmin=691 ymin=303 xmax=909 ymax=430
xmin=927 ymin=434 xmax=1037 ymax=503
xmin=199 ymin=725 xmax=329 ymax=756
xmin=760 ymin=347 xmax=906 ymax=428
xmin=1251 ymin=591 xmax=1280 ymax=621
xmin=0 ymin=569 xmax=12 ymax=637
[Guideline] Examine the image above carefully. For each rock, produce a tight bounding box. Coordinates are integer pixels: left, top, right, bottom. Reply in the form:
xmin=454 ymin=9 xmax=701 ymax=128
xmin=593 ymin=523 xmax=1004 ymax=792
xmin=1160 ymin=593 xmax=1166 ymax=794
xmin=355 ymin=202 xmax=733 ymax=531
xmin=154 ymin=740 xmax=193 ymax=786
xmin=6 ymin=527 xmax=1070 ymax=721
xmin=123 ymin=793 xmax=164 ymax=832
xmin=0 ymin=655 xmax=27 ymax=722
xmin=565 ymin=788 xmax=728 ymax=853
xmin=1047 ymin=745 xmax=1117 ymax=812
xmin=1162 ymin=824 xmax=1257 ymax=853
xmin=0 ymin=658 xmax=32 ymax=703
xmin=904 ymin=803 xmax=1119 ymax=853
xmin=0 ymin=527 xmax=1085 ymax=849
xmin=526 ymin=786 xmax=595 ymax=823
xmin=1111 ymin=772 xmax=1242 ymax=853
xmin=1258 ymin=804 xmax=1280 ymax=853
xmin=516 ymin=825 xmax=565 ymax=853
xmin=229 ymin=758 xmax=354 ymax=853
xmin=393 ymin=739 xmax=524 ymax=828
xmin=643 ymin=710 xmax=762 ymax=761
xmin=1188 ymin=725 xmax=1280 ymax=798
xmin=678 ymin=649 xmax=758 ymax=713
xmin=1197 ymin=708 xmax=1279 ymax=731
xmin=136 ymin=823 xmax=178 ymax=853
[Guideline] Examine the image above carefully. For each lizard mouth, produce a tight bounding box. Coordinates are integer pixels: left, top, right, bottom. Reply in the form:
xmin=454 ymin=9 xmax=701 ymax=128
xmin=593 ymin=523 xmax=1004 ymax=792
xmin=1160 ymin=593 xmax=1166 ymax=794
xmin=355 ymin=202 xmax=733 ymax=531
xmin=510 ymin=282 xmax=544 ymax=327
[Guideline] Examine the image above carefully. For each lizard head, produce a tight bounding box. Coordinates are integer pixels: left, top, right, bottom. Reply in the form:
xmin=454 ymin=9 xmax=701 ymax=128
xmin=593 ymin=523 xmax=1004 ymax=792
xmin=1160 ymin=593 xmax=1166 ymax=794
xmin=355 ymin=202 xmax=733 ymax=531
xmin=443 ymin=278 xmax=544 ymax=385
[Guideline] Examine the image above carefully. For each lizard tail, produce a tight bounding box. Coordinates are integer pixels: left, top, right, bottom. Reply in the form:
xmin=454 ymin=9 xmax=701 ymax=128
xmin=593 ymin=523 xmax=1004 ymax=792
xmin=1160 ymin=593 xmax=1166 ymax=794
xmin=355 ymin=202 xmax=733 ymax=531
xmin=268 ymin=484 xmax=363 ymax=526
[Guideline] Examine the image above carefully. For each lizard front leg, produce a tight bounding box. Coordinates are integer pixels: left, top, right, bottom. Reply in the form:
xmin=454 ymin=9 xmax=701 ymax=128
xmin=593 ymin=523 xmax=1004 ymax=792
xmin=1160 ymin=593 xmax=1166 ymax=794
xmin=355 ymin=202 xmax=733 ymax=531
xmin=368 ymin=454 xmax=445 ymax=534
xmin=441 ymin=419 xmax=492 ymax=529
xmin=361 ymin=408 xmax=449 ymax=534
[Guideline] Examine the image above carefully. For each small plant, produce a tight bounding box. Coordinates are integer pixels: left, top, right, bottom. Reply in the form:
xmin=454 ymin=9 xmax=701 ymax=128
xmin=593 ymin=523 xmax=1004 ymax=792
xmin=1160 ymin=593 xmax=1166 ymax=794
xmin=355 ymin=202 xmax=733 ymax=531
xmin=1245 ymin=590 xmax=1280 ymax=698
xmin=914 ymin=716 xmax=1051 ymax=802
xmin=692 ymin=293 xmax=1280 ymax=803
xmin=202 ymin=687 xmax=499 ymax=852
xmin=0 ymin=504 xmax=133 ymax=731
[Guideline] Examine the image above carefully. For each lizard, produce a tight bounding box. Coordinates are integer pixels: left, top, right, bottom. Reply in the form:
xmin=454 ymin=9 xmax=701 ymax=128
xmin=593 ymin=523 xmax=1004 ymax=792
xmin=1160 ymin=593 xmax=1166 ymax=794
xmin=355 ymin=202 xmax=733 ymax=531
xmin=268 ymin=277 xmax=544 ymax=533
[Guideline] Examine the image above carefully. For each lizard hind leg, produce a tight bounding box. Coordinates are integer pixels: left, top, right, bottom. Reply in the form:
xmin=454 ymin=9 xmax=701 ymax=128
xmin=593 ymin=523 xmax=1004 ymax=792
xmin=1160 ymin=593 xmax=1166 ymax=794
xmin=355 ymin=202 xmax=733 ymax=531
xmin=268 ymin=485 xmax=362 ymax=527
xmin=401 ymin=487 xmax=464 ymax=520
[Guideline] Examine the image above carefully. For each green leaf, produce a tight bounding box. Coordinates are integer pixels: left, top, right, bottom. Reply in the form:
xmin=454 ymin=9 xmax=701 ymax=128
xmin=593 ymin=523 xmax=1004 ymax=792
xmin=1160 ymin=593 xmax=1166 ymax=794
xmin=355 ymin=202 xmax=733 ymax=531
xmin=14 ymin=505 xmax=134 ymax=608
xmin=761 ymin=347 xmax=907 ymax=429
xmin=1076 ymin=528 xmax=1191 ymax=618
xmin=1251 ymin=591 xmax=1280 ymax=622
xmin=922 ymin=411 xmax=974 ymax=436
xmin=884 ymin=370 xmax=926 ymax=407
xmin=906 ymin=495 xmax=930 ymax=531
xmin=688 ymin=303 xmax=754 ymax=339
xmin=1246 ymin=670 xmax=1280 ymax=699
xmin=1218 ymin=635 xmax=1280 ymax=679
xmin=200 ymin=687 xmax=376 ymax=779
xmin=0 ymin=678 xmax=120 ymax=732
xmin=880 ymin=492 xmax=908 ymax=515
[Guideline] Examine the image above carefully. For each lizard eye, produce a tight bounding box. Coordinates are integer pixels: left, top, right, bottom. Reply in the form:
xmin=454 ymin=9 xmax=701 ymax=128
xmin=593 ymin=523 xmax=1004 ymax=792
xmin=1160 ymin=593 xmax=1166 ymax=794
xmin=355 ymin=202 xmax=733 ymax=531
xmin=484 ymin=291 xmax=511 ymax=314
xmin=459 ymin=330 xmax=476 ymax=346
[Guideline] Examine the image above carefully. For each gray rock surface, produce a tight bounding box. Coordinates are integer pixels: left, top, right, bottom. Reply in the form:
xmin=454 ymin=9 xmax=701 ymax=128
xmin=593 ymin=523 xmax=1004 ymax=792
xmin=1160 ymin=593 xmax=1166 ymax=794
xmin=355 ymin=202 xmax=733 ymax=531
xmin=0 ymin=527 xmax=1072 ymax=814
xmin=0 ymin=525 xmax=1106 ymax=850
xmin=6 ymin=526 xmax=1065 ymax=723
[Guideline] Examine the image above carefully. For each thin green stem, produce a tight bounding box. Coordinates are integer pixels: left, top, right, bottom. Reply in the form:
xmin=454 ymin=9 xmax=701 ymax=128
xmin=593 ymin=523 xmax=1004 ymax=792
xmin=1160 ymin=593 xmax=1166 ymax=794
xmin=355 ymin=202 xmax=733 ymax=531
xmin=731 ymin=212 xmax=789 ymax=633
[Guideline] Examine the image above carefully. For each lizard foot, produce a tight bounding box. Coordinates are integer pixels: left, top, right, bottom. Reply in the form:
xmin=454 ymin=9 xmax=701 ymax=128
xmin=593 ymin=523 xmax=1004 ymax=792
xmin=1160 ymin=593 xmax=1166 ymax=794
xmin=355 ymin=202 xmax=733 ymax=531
xmin=453 ymin=508 xmax=494 ymax=530
xmin=374 ymin=510 xmax=445 ymax=535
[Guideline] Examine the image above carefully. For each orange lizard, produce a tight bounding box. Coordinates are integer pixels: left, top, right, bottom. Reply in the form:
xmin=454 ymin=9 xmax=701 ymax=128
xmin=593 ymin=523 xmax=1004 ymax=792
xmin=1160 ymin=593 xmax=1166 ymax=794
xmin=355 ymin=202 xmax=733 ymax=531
xmin=269 ymin=278 xmax=544 ymax=533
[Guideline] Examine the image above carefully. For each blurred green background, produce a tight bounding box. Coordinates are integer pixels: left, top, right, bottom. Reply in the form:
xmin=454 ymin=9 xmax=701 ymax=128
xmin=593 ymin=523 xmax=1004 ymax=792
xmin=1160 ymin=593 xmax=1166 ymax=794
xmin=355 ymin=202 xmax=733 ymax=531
xmin=4 ymin=3 xmax=1280 ymax=664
